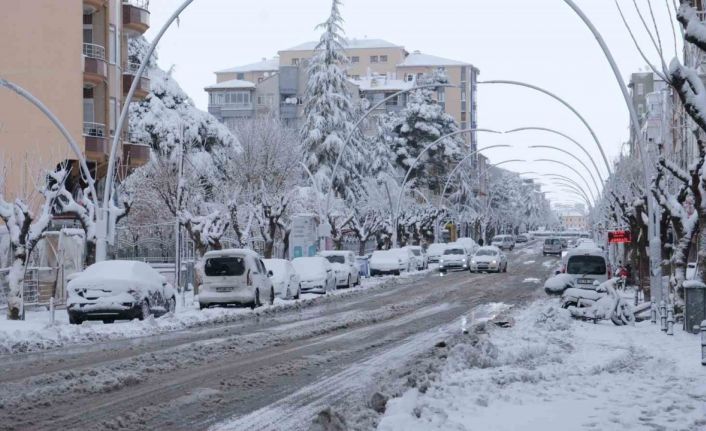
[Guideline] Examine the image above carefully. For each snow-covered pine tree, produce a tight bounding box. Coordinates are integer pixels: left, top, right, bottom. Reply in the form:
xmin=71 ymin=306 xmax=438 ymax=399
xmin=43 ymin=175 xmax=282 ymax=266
xmin=386 ymin=73 xmax=464 ymax=192
xmin=300 ymin=0 xmax=361 ymax=198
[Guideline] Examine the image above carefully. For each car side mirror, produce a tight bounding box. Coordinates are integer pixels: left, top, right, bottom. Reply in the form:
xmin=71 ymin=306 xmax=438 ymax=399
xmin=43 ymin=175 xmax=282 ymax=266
xmin=267 ymin=270 xmax=274 ymax=277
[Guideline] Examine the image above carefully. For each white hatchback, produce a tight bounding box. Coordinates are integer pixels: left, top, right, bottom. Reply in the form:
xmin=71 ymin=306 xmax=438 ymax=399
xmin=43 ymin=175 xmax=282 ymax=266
xmin=319 ymin=250 xmax=361 ymax=288
xmin=199 ymin=249 xmax=275 ymax=309
xmin=292 ymin=256 xmax=336 ymax=294
xmin=264 ymin=258 xmax=301 ymax=300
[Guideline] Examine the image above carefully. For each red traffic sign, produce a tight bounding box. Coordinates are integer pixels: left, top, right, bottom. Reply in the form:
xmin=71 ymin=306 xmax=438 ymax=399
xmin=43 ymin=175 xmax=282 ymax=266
xmin=608 ymin=230 xmax=631 ymax=244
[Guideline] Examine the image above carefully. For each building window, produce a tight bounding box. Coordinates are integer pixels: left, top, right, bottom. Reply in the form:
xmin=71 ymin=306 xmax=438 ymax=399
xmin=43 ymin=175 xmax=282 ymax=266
xmin=109 ymin=97 xmax=117 ymax=135
xmin=385 ymin=93 xmax=398 ymax=106
xmin=83 ymin=98 xmax=94 ymax=124
xmin=351 ymin=56 xmax=359 ymax=63
xmin=461 ymin=66 xmax=467 ymax=82
xmin=292 ymin=58 xmax=299 ymax=66
xmin=461 ymin=90 xmax=466 ymax=102
xmin=257 ymin=95 xmax=264 ymax=105
xmin=379 ymin=55 xmax=388 ymax=63
xmin=461 ymin=112 xmax=467 ymax=122
xmin=406 ymin=74 xmax=414 ymax=82
xmin=83 ymin=24 xmax=93 ymax=44
xmin=637 ymin=83 xmax=644 ymax=95
xmin=236 ymin=72 xmax=245 ymax=80
xmin=417 ymin=73 xmax=424 ymax=80
xmin=370 ymin=55 xmax=379 ymax=63
xmin=437 ymin=89 xmax=445 ymax=102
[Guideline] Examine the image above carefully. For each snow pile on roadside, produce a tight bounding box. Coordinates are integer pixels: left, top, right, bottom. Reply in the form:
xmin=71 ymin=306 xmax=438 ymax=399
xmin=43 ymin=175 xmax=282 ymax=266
xmin=0 ymin=275 xmax=404 ymax=355
xmin=377 ymin=300 xmax=706 ymax=431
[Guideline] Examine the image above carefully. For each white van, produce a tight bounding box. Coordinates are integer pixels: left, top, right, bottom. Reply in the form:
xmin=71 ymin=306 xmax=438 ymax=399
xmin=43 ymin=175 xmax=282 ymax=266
xmin=199 ymin=249 xmax=275 ymax=309
xmin=564 ymin=248 xmax=608 ymax=287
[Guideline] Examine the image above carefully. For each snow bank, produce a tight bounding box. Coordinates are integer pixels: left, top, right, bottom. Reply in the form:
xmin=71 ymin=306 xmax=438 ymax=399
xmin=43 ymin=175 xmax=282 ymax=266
xmin=377 ymin=299 xmax=706 ymax=431
xmin=543 ymin=273 xmax=574 ymax=295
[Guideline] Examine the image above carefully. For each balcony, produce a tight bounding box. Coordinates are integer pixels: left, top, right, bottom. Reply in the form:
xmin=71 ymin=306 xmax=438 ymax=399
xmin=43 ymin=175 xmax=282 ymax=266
xmin=280 ymin=104 xmax=298 ymax=119
xmin=83 ymin=122 xmax=108 ymax=158
xmin=123 ymin=0 xmax=150 ymax=35
xmin=83 ymin=0 xmax=105 ymax=14
xmin=83 ymin=43 xmax=107 ymax=87
xmin=123 ymin=140 xmax=151 ymax=168
xmin=123 ymin=62 xmax=151 ymax=99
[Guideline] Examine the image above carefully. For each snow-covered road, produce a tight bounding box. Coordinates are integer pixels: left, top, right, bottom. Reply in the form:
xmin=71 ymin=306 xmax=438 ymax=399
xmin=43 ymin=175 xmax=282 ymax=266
xmin=0 ymin=242 xmax=553 ymax=431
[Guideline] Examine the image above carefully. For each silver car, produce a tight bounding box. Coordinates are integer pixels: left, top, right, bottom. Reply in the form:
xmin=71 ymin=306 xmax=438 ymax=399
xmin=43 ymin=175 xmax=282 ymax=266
xmin=469 ymin=246 xmax=508 ymax=273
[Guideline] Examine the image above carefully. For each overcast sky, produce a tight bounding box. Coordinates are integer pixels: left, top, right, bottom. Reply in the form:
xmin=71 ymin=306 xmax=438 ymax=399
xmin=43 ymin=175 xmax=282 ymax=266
xmin=145 ymin=0 xmax=680 ymax=207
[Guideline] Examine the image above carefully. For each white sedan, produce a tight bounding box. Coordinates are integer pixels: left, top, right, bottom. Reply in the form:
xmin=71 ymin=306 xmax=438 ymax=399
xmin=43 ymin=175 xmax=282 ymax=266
xmin=264 ymin=258 xmax=301 ymax=300
xmin=67 ymin=260 xmax=177 ymax=324
xmin=370 ymin=248 xmax=414 ymax=276
xmin=292 ymin=256 xmax=336 ymax=294
xmin=319 ymin=250 xmax=361 ymax=288
xmin=469 ymin=246 xmax=508 ymax=273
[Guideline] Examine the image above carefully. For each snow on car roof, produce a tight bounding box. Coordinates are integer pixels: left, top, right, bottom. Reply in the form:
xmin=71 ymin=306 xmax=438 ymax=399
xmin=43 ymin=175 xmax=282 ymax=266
xmin=204 ymin=248 xmax=260 ymax=259
xmin=319 ymin=250 xmax=352 ymax=256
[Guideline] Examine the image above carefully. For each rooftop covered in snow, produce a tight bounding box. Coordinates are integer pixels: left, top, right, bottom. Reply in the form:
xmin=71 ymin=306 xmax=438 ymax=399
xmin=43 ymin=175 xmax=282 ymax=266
xmin=281 ymin=38 xmax=403 ymax=52
xmin=351 ymin=75 xmax=414 ymax=92
xmin=204 ymin=79 xmax=256 ymax=90
xmin=398 ymin=51 xmax=472 ymax=67
xmin=215 ymin=57 xmax=280 ymax=74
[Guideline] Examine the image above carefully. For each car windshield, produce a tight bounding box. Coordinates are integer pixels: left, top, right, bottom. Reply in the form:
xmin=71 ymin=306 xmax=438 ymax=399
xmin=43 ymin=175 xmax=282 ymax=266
xmin=475 ymin=249 xmax=497 ymax=256
xmin=324 ymin=255 xmax=345 ymax=264
xmin=411 ymin=249 xmax=421 ymax=256
xmin=567 ymin=255 xmax=606 ymax=275
xmin=492 ymin=237 xmax=506 ymax=242
xmin=546 ymin=239 xmax=561 ymax=245
xmin=444 ymin=249 xmax=464 ymax=255
xmin=205 ymin=257 xmax=246 ymax=276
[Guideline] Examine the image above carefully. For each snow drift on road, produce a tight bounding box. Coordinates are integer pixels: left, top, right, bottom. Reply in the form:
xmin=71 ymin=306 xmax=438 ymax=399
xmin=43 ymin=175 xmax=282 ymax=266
xmin=377 ymin=300 xmax=706 ymax=431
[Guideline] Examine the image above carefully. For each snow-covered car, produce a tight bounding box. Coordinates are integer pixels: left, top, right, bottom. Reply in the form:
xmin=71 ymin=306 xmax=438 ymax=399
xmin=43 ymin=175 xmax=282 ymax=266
xmin=292 ymin=256 xmax=336 ymax=294
xmin=67 ymin=260 xmax=176 ymax=325
xmin=544 ymin=273 xmax=576 ymax=295
xmin=469 ymin=246 xmax=507 ymax=273
xmin=370 ymin=248 xmax=414 ymax=276
xmin=439 ymin=246 xmax=472 ymax=272
xmin=454 ymin=237 xmax=480 ymax=254
xmin=319 ymin=250 xmax=360 ymax=288
xmin=264 ymin=258 xmax=301 ymax=300
xmin=515 ymin=234 xmax=529 ymax=243
xmin=491 ymin=235 xmax=515 ymax=251
xmin=403 ymin=245 xmax=428 ymax=270
xmin=426 ymin=243 xmax=449 ymax=263
xmin=199 ymin=249 xmax=275 ymax=309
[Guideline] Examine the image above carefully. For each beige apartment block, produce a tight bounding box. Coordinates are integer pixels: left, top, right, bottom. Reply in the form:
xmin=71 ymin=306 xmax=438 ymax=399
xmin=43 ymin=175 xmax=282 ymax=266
xmin=0 ymin=0 xmax=151 ymax=201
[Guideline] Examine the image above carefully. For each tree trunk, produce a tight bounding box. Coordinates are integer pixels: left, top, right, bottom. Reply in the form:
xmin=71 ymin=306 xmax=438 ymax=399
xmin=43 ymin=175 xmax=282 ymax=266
xmin=6 ymin=257 xmax=26 ymax=320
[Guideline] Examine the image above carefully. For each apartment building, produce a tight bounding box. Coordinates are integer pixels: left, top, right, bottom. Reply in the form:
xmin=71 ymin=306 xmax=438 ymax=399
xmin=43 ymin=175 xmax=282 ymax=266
xmin=0 ymin=0 xmax=151 ymax=200
xmin=205 ymin=38 xmax=479 ymax=154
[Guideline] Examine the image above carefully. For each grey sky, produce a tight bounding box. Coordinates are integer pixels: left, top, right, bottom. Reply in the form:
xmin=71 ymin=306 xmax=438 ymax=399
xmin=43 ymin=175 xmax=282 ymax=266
xmin=145 ymin=0 xmax=679 ymax=206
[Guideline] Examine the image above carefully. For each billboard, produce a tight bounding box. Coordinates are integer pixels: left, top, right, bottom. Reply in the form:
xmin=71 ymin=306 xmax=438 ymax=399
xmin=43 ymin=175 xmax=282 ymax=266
xmin=289 ymin=214 xmax=319 ymax=258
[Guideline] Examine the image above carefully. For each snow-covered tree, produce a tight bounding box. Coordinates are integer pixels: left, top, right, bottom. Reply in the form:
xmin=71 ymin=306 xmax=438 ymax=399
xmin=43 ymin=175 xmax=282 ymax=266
xmin=300 ymin=0 xmax=362 ymax=198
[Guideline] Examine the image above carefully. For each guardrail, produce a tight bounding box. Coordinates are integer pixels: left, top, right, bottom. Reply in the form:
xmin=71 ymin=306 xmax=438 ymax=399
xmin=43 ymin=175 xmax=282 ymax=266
xmin=82 ymin=43 xmax=106 ymax=60
xmin=83 ymin=122 xmax=106 ymax=137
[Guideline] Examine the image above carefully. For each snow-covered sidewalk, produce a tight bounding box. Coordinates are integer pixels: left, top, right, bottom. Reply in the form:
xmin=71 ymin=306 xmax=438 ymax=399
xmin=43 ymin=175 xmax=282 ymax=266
xmin=0 ymin=272 xmax=426 ymax=355
xmin=378 ymin=299 xmax=706 ymax=431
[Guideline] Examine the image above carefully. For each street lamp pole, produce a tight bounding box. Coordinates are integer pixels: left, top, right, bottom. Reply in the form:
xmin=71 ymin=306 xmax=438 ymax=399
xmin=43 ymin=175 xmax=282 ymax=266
xmin=562 ymin=0 xmax=663 ymax=305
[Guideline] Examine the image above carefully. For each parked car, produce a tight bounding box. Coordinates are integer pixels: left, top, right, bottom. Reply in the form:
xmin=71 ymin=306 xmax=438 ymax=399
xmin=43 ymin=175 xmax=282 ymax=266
xmin=491 ymin=235 xmax=515 ymax=251
xmin=543 ymin=238 xmax=563 ymax=256
xmin=439 ymin=246 xmax=472 ymax=272
xmin=370 ymin=248 xmax=414 ymax=276
xmin=292 ymin=256 xmax=336 ymax=294
xmin=426 ymin=243 xmax=449 ymax=263
xmin=264 ymin=258 xmax=301 ymax=300
xmin=404 ymin=245 xmax=428 ymax=270
xmin=319 ymin=250 xmax=360 ymax=288
xmin=564 ymin=248 xmax=609 ymax=287
xmin=455 ymin=237 xmax=480 ymax=254
xmin=200 ymin=249 xmax=275 ymax=309
xmin=469 ymin=246 xmax=508 ymax=273
xmin=515 ymin=234 xmax=529 ymax=243
xmin=67 ymin=260 xmax=177 ymax=324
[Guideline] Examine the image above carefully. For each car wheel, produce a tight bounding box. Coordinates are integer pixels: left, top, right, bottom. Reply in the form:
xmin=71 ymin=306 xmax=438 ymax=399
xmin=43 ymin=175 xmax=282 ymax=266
xmin=199 ymin=303 xmax=208 ymax=310
xmin=103 ymin=319 xmax=114 ymax=324
xmin=69 ymin=314 xmax=83 ymax=325
xmin=139 ymin=300 xmax=151 ymax=320
xmin=286 ymin=287 xmax=292 ymax=300
xmin=168 ymin=297 xmax=176 ymax=313
xmin=395 ymin=270 xmax=401 ymax=276
xmin=268 ymin=287 xmax=275 ymax=305
xmin=251 ymin=288 xmax=261 ymax=309
xmin=347 ymin=275 xmax=352 ymax=289
xmin=295 ymin=284 xmax=301 ymax=300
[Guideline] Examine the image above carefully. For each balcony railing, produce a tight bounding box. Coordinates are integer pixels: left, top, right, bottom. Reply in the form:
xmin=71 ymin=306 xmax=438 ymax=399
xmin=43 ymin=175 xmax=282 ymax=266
xmin=83 ymin=121 xmax=106 ymax=137
xmin=123 ymin=1 xmax=150 ymax=34
xmin=217 ymin=103 xmax=254 ymax=110
xmin=82 ymin=43 xmax=105 ymax=60
xmin=124 ymin=61 xmax=141 ymax=75
xmin=123 ymin=0 xmax=149 ymax=9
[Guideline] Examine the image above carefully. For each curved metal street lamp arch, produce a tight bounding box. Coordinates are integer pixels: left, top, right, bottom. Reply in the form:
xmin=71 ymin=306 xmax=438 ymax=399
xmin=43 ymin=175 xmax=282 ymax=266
xmin=556 ymin=188 xmax=592 ymax=208
xmin=505 ymin=126 xmax=605 ymax=183
xmin=478 ymin=80 xmax=611 ymax=176
xmin=533 ymin=159 xmax=597 ymax=203
xmin=542 ymin=174 xmax=593 ymax=204
xmin=551 ymin=181 xmax=593 ymax=207
xmin=0 ymin=79 xmax=99 ymax=207
xmin=529 ymin=144 xmax=601 ymax=196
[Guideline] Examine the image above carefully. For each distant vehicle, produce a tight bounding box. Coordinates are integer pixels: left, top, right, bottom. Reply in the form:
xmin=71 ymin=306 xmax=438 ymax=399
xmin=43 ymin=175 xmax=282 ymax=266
xmin=564 ymin=248 xmax=608 ymax=287
xmin=491 ymin=235 xmax=515 ymax=251
xmin=264 ymin=258 xmax=301 ymax=300
xmin=292 ymin=256 xmax=336 ymax=294
xmin=67 ymin=260 xmax=177 ymax=325
xmin=469 ymin=246 xmax=508 ymax=273
xmin=403 ymin=245 xmax=428 ymax=270
xmin=543 ymin=238 xmax=563 ymax=256
xmin=370 ymin=248 xmax=414 ymax=276
xmin=319 ymin=250 xmax=361 ymax=288
xmin=439 ymin=246 xmax=472 ymax=272
xmin=454 ymin=237 xmax=480 ymax=254
xmin=560 ymin=238 xmax=568 ymax=248
xmin=426 ymin=243 xmax=449 ymax=263
xmin=515 ymin=234 xmax=529 ymax=243
xmin=200 ymin=249 xmax=275 ymax=309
